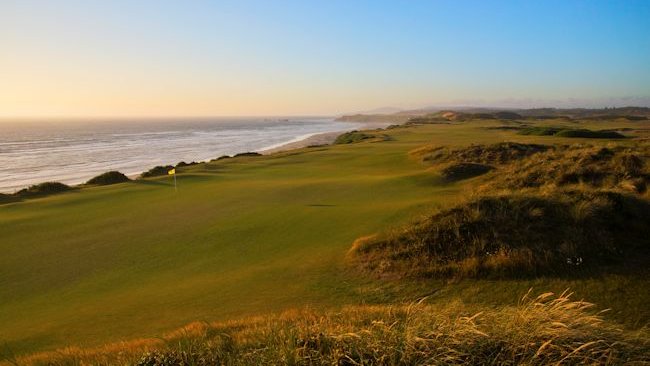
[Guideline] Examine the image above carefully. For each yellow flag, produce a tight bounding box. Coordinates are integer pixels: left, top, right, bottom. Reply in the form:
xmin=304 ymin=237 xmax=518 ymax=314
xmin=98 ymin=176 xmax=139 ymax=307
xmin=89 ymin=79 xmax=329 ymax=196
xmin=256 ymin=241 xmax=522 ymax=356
xmin=168 ymin=168 xmax=175 ymax=175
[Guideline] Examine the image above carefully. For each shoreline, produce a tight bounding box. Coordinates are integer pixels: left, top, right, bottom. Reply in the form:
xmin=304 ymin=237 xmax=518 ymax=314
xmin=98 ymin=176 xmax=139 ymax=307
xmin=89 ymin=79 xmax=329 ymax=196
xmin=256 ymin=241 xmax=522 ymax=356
xmin=259 ymin=121 xmax=392 ymax=154
xmin=2 ymin=121 xmax=393 ymax=194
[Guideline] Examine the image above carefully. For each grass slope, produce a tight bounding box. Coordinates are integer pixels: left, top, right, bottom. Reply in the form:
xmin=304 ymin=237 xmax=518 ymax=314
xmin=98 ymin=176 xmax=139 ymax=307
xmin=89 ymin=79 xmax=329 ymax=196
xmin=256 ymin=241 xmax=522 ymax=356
xmin=1 ymin=118 xmax=649 ymax=359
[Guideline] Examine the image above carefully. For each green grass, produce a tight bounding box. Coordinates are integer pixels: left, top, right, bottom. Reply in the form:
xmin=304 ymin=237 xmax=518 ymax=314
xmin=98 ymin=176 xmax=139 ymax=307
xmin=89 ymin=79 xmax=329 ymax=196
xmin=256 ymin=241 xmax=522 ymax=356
xmin=1 ymin=119 xmax=648 ymax=358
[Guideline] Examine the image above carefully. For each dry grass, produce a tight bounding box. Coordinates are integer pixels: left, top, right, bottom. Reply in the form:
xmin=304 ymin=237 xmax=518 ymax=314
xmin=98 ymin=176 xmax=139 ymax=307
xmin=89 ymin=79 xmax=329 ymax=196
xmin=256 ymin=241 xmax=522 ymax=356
xmin=412 ymin=142 xmax=649 ymax=194
xmin=348 ymin=190 xmax=650 ymax=279
xmin=410 ymin=142 xmax=549 ymax=165
xmin=352 ymin=141 xmax=650 ymax=279
xmin=7 ymin=291 xmax=648 ymax=365
xmin=480 ymin=143 xmax=649 ymax=194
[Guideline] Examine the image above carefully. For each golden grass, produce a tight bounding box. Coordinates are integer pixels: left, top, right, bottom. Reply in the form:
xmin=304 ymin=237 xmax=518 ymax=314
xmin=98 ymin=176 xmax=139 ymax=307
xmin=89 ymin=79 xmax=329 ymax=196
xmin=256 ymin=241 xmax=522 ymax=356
xmin=8 ymin=290 xmax=648 ymax=365
xmin=349 ymin=190 xmax=650 ymax=279
xmin=350 ymin=140 xmax=650 ymax=280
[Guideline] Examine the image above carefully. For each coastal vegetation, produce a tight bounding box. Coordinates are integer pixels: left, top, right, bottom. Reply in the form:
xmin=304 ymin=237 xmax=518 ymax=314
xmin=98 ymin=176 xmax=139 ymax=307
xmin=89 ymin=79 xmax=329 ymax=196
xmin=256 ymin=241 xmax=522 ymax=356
xmin=0 ymin=182 xmax=73 ymax=204
xmin=1 ymin=113 xmax=649 ymax=364
xmin=85 ymin=171 xmax=131 ymax=186
xmin=141 ymin=165 xmax=175 ymax=178
xmin=333 ymin=130 xmax=375 ymax=144
xmin=349 ymin=140 xmax=649 ymax=279
xmin=233 ymin=152 xmax=262 ymax=157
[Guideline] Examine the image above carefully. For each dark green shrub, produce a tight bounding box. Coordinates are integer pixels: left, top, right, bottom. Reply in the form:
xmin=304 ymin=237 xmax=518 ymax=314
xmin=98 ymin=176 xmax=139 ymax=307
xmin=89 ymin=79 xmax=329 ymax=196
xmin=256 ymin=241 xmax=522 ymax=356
xmin=334 ymin=131 xmax=374 ymax=144
xmin=233 ymin=152 xmax=261 ymax=157
xmin=141 ymin=165 xmax=174 ymax=178
xmin=86 ymin=171 xmax=131 ymax=186
xmin=0 ymin=193 xmax=19 ymax=204
xmin=16 ymin=182 xmax=72 ymax=198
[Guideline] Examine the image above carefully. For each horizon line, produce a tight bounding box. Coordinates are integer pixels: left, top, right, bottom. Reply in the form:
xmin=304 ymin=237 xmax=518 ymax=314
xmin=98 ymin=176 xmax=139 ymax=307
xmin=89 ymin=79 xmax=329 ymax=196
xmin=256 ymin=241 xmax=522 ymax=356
xmin=2 ymin=104 xmax=650 ymax=121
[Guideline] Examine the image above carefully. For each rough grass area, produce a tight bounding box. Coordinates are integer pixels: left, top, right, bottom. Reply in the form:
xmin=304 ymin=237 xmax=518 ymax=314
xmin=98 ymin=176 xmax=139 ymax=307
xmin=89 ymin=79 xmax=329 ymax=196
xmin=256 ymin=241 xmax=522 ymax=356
xmin=440 ymin=162 xmax=493 ymax=181
xmin=348 ymin=190 xmax=650 ymax=279
xmin=12 ymin=291 xmax=648 ymax=366
xmin=351 ymin=141 xmax=650 ymax=279
xmin=519 ymin=127 xmax=626 ymax=139
xmin=86 ymin=171 xmax=131 ymax=186
xmin=411 ymin=142 xmax=549 ymax=165
xmin=488 ymin=144 xmax=649 ymax=193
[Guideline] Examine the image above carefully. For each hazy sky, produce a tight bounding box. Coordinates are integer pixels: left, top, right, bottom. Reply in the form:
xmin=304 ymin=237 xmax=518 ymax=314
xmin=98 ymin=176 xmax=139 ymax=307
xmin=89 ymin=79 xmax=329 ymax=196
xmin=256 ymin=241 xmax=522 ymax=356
xmin=1 ymin=0 xmax=649 ymax=117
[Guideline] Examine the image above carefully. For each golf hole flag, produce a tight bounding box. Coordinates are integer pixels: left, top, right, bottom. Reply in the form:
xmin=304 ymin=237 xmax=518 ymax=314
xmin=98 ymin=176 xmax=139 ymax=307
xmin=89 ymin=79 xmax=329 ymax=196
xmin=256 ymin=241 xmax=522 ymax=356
xmin=168 ymin=168 xmax=177 ymax=191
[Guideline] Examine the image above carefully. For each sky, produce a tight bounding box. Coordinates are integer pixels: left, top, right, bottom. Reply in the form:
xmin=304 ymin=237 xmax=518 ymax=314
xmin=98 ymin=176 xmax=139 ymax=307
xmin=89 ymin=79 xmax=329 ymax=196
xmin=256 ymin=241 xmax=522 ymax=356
xmin=1 ymin=0 xmax=649 ymax=117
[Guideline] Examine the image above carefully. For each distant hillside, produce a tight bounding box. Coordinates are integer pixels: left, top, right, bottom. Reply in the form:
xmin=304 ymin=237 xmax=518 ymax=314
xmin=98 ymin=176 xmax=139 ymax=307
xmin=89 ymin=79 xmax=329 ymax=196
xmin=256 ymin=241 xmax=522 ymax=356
xmin=516 ymin=107 xmax=650 ymax=119
xmin=335 ymin=113 xmax=412 ymax=124
xmin=337 ymin=106 xmax=650 ymax=123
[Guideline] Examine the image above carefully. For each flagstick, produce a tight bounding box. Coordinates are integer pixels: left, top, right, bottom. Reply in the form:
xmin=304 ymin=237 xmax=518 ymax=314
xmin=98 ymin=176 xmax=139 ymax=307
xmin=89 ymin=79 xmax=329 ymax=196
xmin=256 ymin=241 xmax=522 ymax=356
xmin=174 ymin=172 xmax=177 ymax=192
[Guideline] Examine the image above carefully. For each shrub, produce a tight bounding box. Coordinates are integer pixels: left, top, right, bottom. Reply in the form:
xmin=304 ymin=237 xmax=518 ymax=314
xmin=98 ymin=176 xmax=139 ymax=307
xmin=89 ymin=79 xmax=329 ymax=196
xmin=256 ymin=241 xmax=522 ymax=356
xmin=0 ymin=193 xmax=19 ymax=204
xmin=176 ymin=161 xmax=199 ymax=167
xmin=334 ymin=131 xmax=375 ymax=144
xmin=86 ymin=171 xmax=131 ymax=186
xmin=141 ymin=165 xmax=174 ymax=178
xmin=233 ymin=152 xmax=261 ymax=158
xmin=15 ymin=182 xmax=72 ymax=198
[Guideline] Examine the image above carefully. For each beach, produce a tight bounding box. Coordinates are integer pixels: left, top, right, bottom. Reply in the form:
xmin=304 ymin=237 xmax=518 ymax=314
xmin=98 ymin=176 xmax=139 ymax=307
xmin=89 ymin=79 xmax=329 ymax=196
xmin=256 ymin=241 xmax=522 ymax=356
xmin=0 ymin=118 xmax=379 ymax=192
xmin=260 ymin=122 xmax=391 ymax=154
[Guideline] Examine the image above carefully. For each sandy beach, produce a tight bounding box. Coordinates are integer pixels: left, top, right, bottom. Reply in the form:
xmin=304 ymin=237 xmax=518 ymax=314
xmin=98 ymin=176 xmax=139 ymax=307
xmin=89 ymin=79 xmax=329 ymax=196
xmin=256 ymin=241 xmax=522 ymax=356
xmin=261 ymin=121 xmax=391 ymax=154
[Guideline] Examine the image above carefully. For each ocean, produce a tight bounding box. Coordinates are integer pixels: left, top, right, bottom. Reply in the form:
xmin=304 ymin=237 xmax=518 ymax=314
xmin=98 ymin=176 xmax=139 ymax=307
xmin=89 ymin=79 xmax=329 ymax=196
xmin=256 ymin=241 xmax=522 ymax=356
xmin=0 ymin=117 xmax=362 ymax=193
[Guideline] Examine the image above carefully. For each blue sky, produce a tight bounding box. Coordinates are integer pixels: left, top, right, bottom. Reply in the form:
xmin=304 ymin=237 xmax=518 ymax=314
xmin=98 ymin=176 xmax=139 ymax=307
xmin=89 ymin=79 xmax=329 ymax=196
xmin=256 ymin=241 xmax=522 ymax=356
xmin=1 ymin=0 xmax=649 ymax=116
